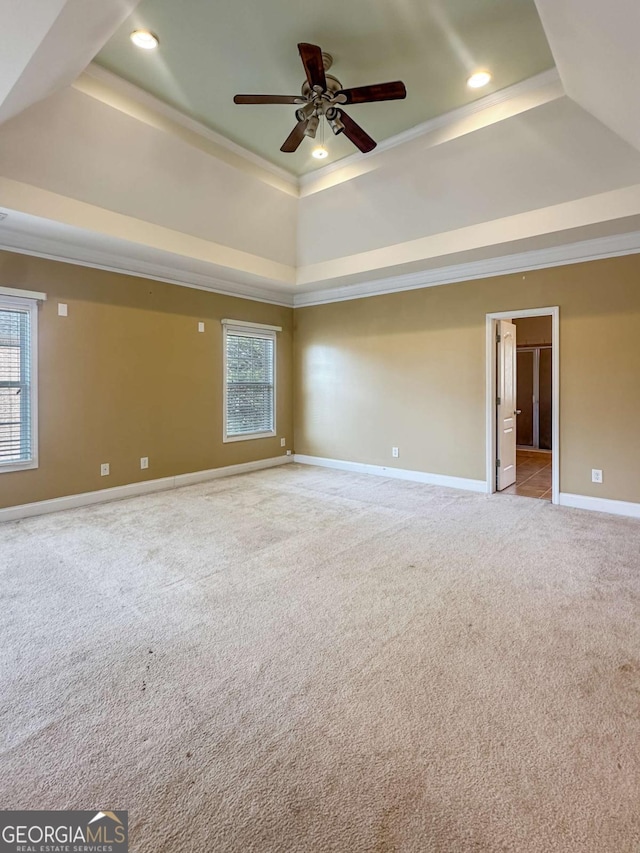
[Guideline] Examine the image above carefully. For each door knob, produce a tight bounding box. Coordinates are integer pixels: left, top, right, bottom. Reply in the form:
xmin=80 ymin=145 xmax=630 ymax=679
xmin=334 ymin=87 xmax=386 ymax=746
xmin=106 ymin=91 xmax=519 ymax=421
xmin=515 ymin=409 xmax=522 ymax=415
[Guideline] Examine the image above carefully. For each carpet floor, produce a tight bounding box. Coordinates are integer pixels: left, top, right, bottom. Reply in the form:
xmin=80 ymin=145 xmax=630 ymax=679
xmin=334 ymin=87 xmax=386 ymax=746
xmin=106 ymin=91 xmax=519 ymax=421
xmin=2 ymin=464 xmax=640 ymax=852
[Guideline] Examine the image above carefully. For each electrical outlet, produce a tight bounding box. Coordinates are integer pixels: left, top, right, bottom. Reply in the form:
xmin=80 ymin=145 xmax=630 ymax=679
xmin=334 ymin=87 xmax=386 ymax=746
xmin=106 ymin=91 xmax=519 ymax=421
xmin=198 ymin=322 xmax=205 ymax=333
xmin=392 ymin=447 xmax=399 ymax=458
xmin=280 ymin=438 xmax=286 ymax=447
xmin=58 ymin=303 xmax=68 ymax=317
xmin=592 ymin=469 xmax=603 ymax=484
xmin=100 ymin=463 xmax=110 ymax=476
xmin=140 ymin=457 xmax=149 ymax=470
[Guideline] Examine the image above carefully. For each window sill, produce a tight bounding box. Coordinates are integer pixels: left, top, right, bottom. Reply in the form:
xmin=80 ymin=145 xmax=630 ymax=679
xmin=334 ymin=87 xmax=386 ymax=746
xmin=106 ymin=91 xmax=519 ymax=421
xmin=223 ymin=431 xmax=276 ymax=443
xmin=0 ymin=459 xmax=38 ymax=474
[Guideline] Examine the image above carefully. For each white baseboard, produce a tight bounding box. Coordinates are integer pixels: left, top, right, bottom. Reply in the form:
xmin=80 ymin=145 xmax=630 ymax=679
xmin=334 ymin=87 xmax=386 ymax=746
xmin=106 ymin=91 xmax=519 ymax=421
xmin=559 ymin=492 xmax=640 ymax=519
xmin=7 ymin=457 xmax=636 ymax=524
xmin=0 ymin=455 xmax=292 ymax=523
xmin=293 ymin=454 xmax=488 ymax=493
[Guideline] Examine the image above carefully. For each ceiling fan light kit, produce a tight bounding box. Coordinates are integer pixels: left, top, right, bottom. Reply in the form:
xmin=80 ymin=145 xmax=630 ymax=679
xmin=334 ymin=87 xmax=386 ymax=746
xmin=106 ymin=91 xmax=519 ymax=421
xmin=305 ymin=114 xmax=320 ymax=138
xmin=233 ymin=42 xmax=407 ymax=156
xmin=326 ymin=107 xmax=345 ymax=135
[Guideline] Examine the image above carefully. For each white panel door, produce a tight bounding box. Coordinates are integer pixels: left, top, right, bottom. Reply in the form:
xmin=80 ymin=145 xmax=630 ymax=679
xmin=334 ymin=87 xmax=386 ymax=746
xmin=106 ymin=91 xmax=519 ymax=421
xmin=497 ymin=320 xmax=517 ymax=490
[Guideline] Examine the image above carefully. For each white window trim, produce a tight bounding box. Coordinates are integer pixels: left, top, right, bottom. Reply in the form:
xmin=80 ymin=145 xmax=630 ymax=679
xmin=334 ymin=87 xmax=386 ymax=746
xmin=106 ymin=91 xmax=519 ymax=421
xmin=0 ymin=286 xmax=46 ymax=302
xmin=221 ymin=318 xmax=281 ymax=332
xmin=223 ymin=322 xmax=277 ymax=443
xmin=0 ymin=295 xmax=39 ymax=473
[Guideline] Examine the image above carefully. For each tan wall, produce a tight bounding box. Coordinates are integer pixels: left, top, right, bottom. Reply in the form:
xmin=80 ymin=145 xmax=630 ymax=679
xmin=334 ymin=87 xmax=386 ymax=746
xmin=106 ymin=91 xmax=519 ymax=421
xmin=0 ymin=251 xmax=293 ymax=509
xmin=514 ymin=315 xmax=552 ymax=346
xmin=3 ymin=250 xmax=640 ymax=510
xmin=294 ymin=254 xmax=640 ymax=503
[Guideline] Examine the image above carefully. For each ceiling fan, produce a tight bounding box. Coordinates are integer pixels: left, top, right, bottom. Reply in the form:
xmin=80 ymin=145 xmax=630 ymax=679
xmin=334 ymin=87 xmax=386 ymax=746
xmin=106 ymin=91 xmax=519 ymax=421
xmin=233 ymin=42 xmax=406 ymax=155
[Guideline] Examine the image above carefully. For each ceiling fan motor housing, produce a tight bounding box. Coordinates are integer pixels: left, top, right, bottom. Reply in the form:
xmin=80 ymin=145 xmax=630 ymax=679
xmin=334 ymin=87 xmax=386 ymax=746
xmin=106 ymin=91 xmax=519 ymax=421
xmin=301 ymin=73 xmax=342 ymax=101
xmin=300 ymin=70 xmax=345 ymax=138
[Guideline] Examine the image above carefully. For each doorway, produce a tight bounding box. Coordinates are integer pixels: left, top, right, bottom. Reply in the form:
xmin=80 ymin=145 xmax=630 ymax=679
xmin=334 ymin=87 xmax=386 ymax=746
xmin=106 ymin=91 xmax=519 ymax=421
xmin=485 ymin=307 xmax=559 ymax=503
xmin=517 ymin=346 xmax=553 ymax=450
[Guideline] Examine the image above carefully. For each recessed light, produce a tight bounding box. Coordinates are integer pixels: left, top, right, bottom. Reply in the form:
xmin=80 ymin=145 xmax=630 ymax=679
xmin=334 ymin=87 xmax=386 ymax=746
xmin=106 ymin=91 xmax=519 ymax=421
xmin=312 ymin=146 xmax=328 ymax=160
xmin=130 ymin=30 xmax=159 ymax=50
xmin=467 ymin=70 xmax=492 ymax=89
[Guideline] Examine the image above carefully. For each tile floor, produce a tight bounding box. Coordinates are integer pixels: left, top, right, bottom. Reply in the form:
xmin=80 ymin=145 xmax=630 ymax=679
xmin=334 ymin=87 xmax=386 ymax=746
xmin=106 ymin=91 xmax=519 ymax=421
xmin=501 ymin=450 xmax=552 ymax=500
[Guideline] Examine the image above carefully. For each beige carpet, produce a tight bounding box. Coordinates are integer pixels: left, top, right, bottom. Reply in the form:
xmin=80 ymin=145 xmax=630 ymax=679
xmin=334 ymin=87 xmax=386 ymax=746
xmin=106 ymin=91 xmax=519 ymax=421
xmin=2 ymin=464 xmax=640 ymax=852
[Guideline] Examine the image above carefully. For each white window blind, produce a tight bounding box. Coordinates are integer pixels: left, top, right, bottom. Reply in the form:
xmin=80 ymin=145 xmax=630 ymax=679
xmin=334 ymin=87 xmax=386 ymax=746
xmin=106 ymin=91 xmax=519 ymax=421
xmin=224 ymin=327 xmax=276 ymax=440
xmin=0 ymin=304 xmax=34 ymax=467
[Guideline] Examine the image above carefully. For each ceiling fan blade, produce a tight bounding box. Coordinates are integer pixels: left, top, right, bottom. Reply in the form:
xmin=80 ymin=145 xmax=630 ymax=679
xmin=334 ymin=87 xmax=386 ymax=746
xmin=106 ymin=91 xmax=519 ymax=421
xmin=337 ymin=110 xmax=376 ymax=153
xmin=298 ymin=42 xmax=327 ymax=91
xmin=280 ymin=119 xmax=309 ymax=152
xmin=335 ymin=81 xmax=407 ymax=105
xmin=234 ymin=94 xmax=303 ymax=105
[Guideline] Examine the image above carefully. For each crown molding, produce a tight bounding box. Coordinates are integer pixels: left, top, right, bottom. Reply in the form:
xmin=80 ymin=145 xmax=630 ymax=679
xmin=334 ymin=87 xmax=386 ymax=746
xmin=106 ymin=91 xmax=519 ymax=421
xmin=0 ymin=219 xmax=294 ymax=307
xmin=299 ymin=68 xmax=563 ymax=195
xmin=292 ymin=229 xmax=640 ymax=307
xmin=75 ymin=64 xmax=562 ymax=198
xmin=3 ymin=213 xmax=640 ymax=311
xmin=75 ymin=64 xmax=300 ymax=197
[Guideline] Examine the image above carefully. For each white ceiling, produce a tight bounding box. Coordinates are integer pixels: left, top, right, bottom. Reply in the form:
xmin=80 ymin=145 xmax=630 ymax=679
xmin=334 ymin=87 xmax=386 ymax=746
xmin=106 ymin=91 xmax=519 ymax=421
xmin=534 ymin=0 xmax=640 ymax=153
xmin=0 ymin=0 xmax=140 ymax=125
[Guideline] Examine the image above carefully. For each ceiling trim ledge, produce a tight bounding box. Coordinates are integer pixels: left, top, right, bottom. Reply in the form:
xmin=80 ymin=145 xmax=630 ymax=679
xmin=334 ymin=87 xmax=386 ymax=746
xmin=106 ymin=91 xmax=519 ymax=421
xmin=74 ymin=63 xmax=299 ymax=197
xmin=299 ymin=68 xmax=563 ymax=196
xmin=75 ymin=64 xmax=562 ymax=197
xmin=292 ymin=230 xmax=640 ymax=307
xmin=0 ymin=176 xmax=295 ymax=292
xmin=3 ymin=219 xmax=639 ymax=311
xmin=0 ymin=222 xmax=294 ymax=307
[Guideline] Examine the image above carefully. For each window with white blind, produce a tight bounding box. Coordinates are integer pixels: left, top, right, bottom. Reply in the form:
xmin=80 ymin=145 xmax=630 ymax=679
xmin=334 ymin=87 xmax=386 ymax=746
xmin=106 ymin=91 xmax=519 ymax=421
xmin=0 ymin=298 xmax=38 ymax=472
xmin=223 ymin=322 xmax=277 ymax=442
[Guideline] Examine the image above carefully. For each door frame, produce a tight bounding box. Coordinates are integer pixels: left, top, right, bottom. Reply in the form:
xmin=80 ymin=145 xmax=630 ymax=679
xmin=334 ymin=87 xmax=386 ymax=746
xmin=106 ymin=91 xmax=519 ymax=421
xmin=485 ymin=306 xmax=559 ymax=503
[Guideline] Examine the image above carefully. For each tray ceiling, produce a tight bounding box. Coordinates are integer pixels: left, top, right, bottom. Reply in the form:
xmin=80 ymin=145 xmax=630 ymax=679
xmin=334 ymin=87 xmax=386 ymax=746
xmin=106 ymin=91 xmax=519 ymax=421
xmin=95 ymin=0 xmax=554 ymax=176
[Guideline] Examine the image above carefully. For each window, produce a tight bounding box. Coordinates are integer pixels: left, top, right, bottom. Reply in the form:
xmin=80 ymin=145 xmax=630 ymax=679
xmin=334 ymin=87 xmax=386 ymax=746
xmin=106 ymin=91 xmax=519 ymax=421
xmin=223 ymin=321 xmax=278 ymax=442
xmin=0 ymin=297 xmax=38 ymax=471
